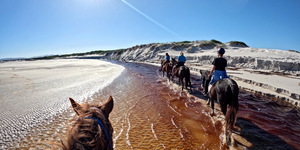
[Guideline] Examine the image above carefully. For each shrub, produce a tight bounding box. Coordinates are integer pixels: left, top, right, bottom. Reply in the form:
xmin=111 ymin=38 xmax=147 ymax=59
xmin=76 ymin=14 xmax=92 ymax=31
xmin=210 ymin=39 xmax=223 ymax=45
xmin=287 ymin=50 xmax=300 ymax=53
xmin=199 ymin=40 xmax=217 ymax=49
xmin=227 ymin=41 xmax=248 ymax=47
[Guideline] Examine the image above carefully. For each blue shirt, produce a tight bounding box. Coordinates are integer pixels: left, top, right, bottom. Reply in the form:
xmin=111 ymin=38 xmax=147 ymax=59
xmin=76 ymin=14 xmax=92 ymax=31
xmin=166 ymin=55 xmax=170 ymax=61
xmin=178 ymin=55 xmax=186 ymax=62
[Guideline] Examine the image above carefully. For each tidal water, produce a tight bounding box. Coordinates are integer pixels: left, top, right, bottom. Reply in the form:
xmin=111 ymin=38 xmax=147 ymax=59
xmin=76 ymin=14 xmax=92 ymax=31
xmin=1 ymin=60 xmax=299 ymax=149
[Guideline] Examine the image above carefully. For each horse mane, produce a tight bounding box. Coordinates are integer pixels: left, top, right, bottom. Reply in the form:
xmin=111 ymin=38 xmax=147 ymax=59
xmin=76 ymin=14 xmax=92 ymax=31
xmin=65 ymin=103 xmax=108 ymax=150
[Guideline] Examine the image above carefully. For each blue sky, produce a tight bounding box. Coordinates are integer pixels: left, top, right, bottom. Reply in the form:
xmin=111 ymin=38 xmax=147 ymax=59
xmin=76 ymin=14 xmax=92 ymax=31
xmin=0 ymin=0 xmax=300 ymax=58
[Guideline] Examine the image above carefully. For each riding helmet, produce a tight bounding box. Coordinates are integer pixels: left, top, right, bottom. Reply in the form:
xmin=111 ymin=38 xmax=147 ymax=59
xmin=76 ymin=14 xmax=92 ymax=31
xmin=217 ymin=48 xmax=225 ymax=54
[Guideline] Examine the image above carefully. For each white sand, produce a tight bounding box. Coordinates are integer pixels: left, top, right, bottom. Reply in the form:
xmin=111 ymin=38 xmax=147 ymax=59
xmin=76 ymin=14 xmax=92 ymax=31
xmin=0 ymin=59 xmax=124 ymax=145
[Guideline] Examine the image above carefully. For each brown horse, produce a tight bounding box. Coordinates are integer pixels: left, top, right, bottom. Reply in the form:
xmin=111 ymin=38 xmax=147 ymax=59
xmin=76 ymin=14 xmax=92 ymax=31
xmin=208 ymin=78 xmax=239 ymax=145
xmin=171 ymin=60 xmax=191 ymax=91
xmin=63 ymin=96 xmax=114 ymax=150
xmin=161 ymin=60 xmax=172 ymax=81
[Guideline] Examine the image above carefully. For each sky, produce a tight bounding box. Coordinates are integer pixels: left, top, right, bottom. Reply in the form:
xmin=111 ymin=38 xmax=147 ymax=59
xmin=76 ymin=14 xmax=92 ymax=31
xmin=0 ymin=0 xmax=300 ymax=58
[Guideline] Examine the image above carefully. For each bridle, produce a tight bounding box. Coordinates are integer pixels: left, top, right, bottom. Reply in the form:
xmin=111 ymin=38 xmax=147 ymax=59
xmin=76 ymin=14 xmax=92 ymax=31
xmin=81 ymin=107 xmax=112 ymax=149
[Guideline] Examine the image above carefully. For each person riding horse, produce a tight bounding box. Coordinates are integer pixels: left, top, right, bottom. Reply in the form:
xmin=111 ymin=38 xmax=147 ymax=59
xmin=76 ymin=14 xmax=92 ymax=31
xmin=207 ymin=48 xmax=230 ymax=92
xmin=172 ymin=51 xmax=186 ymax=76
xmin=205 ymin=48 xmax=238 ymax=144
xmin=177 ymin=51 xmax=186 ymax=67
xmin=160 ymin=53 xmax=170 ymax=71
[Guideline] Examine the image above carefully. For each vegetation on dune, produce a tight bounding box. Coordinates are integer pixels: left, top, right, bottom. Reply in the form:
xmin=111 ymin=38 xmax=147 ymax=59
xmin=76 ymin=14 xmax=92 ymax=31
xmin=210 ymin=39 xmax=223 ymax=45
xmin=287 ymin=50 xmax=300 ymax=53
xmin=199 ymin=39 xmax=225 ymax=49
xmin=172 ymin=41 xmax=192 ymax=44
xmin=227 ymin=41 xmax=248 ymax=47
xmin=168 ymin=41 xmax=192 ymax=50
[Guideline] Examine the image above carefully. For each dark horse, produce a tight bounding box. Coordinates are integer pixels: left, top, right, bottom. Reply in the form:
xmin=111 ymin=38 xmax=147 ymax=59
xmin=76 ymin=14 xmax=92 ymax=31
xmin=200 ymin=70 xmax=239 ymax=144
xmin=172 ymin=60 xmax=192 ymax=91
xmin=200 ymin=70 xmax=211 ymax=95
xmin=161 ymin=60 xmax=172 ymax=81
xmin=63 ymin=96 xmax=114 ymax=150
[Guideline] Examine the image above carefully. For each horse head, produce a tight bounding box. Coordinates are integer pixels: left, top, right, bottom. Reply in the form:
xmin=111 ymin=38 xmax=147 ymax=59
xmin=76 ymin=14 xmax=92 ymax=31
xmin=171 ymin=58 xmax=177 ymax=65
xmin=64 ymin=96 xmax=114 ymax=150
xmin=200 ymin=70 xmax=210 ymax=79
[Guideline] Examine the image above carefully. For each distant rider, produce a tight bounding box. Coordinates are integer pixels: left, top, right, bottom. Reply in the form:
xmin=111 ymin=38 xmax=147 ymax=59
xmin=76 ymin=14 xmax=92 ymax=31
xmin=177 ymin=51 xmax=186 ymax=67
xmin=172 ymin=51 xmax=186 ymax=76
xmin=161 ymin=53 xmax=170 ymax=71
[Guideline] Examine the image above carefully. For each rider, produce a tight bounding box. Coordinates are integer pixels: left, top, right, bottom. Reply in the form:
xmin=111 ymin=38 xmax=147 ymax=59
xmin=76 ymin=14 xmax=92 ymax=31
xmin=177 ymin=51 xmax=186 ymax=67
xmin=161 ymin=53 xmax=170 ymax=71
xmin=173 ymin=51 xmax=186 ymax=76
xmin=208 ymin=48 xmax=230 ymax=91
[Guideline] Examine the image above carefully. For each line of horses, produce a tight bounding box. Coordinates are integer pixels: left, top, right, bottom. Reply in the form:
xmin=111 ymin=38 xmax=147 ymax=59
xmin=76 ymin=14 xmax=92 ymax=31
xmin=64 ymin=61 xmax=239 ymax=149
xmin=161 ymin=58 xmax=192 ymax=91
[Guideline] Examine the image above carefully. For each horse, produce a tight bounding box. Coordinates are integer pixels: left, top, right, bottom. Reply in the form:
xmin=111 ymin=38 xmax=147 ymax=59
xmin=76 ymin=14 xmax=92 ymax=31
xmin=161 ymin=60 xmax=172 ymax=81
xmin=63 ymin=96 xmax=114 ymax=150
xmin=178 ymin=66 xmax=192 ymax=91
xmin=200 ymin=69 xmax=239 ymax=144
xmin=171 ymin=60 xmax=191 ymax=91
xmin=200 ymin=70 xmax=211 ymax=95
xmin=208 ymin=78 xmax=239 ymax=145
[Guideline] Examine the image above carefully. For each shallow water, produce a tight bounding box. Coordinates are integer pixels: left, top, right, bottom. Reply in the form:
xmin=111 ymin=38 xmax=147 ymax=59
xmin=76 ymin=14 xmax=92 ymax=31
xmin=2 ymin=61 xmax=300 ymax=149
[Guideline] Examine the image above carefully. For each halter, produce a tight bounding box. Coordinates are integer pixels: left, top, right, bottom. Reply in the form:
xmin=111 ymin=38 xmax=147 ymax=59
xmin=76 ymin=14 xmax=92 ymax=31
xmin=83 ymin=107 xmax=112 ymax=149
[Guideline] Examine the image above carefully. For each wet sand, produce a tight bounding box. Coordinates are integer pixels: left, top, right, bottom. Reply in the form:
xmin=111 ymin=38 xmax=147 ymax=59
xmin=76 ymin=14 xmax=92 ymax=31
xmin=4 ymin=61 xmax=300 ymax=149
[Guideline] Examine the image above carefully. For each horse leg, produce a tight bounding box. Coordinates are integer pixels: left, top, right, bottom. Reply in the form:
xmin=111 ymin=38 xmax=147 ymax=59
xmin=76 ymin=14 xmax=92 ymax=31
xmin=204 ymin=79 xmax=209 ymax=94
xmin=207 ymin=98 xmax=210 ymax=105
xmin=185 ymin=75 xmax=192 ymax=91
xmin=180 ymin=77 xmax=184 ymax=91
xmin=210 ymin=98 xmax=214 ymax=116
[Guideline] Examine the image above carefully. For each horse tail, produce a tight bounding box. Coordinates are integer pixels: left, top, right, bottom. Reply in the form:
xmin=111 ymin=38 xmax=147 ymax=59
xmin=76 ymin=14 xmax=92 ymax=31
xmin=225 ymin=80 xmax=239 ymax=130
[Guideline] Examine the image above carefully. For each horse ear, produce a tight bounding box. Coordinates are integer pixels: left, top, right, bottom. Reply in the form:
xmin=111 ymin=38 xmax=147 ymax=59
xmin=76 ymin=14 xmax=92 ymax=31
xmin=69 ymin=97 xmax=83 ymax=115
xmin=100 ymin=96 xmax=114 ymax=118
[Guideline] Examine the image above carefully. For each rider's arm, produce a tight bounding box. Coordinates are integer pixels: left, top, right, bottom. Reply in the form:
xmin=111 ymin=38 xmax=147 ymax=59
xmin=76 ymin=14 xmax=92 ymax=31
xmin=209 ymin=65 xmax=216 ymax=77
